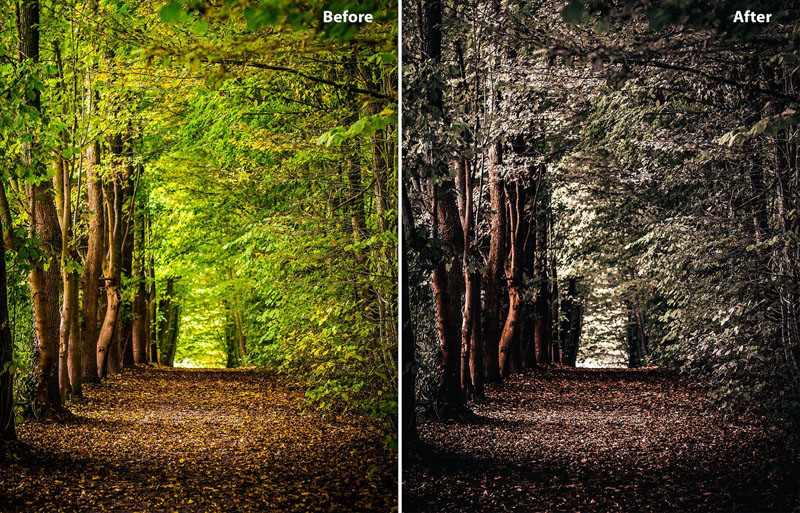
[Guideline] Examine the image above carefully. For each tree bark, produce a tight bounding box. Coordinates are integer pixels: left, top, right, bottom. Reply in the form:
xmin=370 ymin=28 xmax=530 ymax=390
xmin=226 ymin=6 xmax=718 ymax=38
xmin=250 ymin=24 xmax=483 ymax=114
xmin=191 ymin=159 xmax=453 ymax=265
xmin=19 ymin=0 xmax=62 ymax=415
xmin=120 ymin=202 xmax=135 ymax=368
xmin=82 ymin=148 xmax=103 ymax=382
xmin=147 ymin=254 xmax=158 ymax=362
xmin=347 ymin=150 xmax=368 ymax=243
xmin=28 ymin=182 xmax=62 ymax=412
xmin=51 ymin=40 xmax=82 ymax=400
xmin=499 ymin=181 xmax=525 ymax=378
xmin=430 ymin=181 xmax=464 ymax=410
xmin=560 ymin=277 xmax=583 ymax=367
xmin=66 ymin=276 xmax=80 ymax=395
xmin=533 ymin=189 xmax=552 ymax=365
xmin=158 ymin=277 xmax=175 ymax=362
xmin=626 ymin=301 xmax=647 ymax=368
xmin=53 ymin=158 xmax=71 ymax=402
xmin=233 ymin=311 xmax=246 ymax=359
xmin=483 ymin=142 xmax=505 ymax=382
xmin=54 ymin=153 xmax=82 ymax=399
xmin=132 ymin=188 xmax=148 ymax=364
xmin=456 ymin=159 xmax=483 ymax=398
xmin=0 ymin=208 xmax=16 ymax=440
xmin=97 ymin=135 xmax=126 ymax=379
xmin=225 ymin=308 xmax=240 ymax=368
xmin=164 ymin=304 xmax=181 ymax=367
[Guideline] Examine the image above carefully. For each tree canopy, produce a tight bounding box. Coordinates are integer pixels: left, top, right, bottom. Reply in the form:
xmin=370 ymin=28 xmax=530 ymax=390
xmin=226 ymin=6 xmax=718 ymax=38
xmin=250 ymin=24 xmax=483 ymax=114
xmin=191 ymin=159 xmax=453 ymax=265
xmin=404 ymin=0 xmax=800 ymax=434
xmin=1 ymin=0 xmax=397 ymax=446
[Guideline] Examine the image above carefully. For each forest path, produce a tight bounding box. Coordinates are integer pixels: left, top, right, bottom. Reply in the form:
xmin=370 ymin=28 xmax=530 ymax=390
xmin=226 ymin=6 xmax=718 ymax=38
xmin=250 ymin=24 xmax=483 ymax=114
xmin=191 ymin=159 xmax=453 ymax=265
xmin=1 ymin=367 xmax=395 ymax=512
xmin=404 ymin=368 xmax=798 ymax=513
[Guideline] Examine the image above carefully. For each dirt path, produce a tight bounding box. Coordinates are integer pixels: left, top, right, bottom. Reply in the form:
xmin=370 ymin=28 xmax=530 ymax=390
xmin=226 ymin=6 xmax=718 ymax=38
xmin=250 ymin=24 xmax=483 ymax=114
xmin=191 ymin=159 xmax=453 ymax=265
xmin=404 ymin=368 xmax=798 ymax=513
xmin=1 ymin=367 xmax=396 ymax=512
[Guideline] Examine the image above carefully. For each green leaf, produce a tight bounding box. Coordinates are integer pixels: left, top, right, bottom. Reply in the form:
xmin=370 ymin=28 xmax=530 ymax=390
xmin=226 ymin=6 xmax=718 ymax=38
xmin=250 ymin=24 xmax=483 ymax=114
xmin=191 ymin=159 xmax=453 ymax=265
xmin=193 ymin=20 xmax=209 ymax=35
xmin=160 ymin=2 xmax=182 ymax=24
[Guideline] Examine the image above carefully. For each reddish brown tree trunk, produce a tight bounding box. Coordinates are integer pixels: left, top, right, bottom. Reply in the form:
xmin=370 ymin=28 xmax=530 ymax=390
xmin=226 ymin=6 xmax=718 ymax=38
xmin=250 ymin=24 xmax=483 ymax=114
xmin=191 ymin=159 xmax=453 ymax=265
xmin=66 ymin=276 xmax=81 ymax=394
xmin=28 ymin=182 xmax=63 ymax=412
xmin=466 ymin=274 xmax=483 ymax=395
xmin=54 ymin=153 xmax=82 ymax=399
xmin=54 ymin=158 xmax=71 ymax=402
xmin=97 ymin=135 xmax=126 ymax=379
xmin=19 ymin=0 xmax=62 ymax=415
xmin=82 ymin=142 xmax=103 ymax=382
xmin=456 ymin=159 xmax=483 ymax=398
xmin=431 ymin=181 xmax=464 ymax=409
xmin=483 ymin=142 xmax=505 ymax=382
xmin=499 ymin=181 xmax=524 ymax=378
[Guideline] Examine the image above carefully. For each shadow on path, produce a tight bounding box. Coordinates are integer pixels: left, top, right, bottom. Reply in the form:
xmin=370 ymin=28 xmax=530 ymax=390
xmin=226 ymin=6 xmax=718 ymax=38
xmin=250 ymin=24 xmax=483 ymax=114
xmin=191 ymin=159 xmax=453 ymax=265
xmin=404 ymin=367 xmax=798 ymax=513
xmin=1 ymin=366 xmax=395 ymax=512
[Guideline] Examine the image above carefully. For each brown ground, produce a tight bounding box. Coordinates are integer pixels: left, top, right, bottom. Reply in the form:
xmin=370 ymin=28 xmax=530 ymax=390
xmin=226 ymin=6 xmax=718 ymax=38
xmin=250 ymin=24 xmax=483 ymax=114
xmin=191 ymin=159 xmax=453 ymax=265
xmin=0 ymin=366 xmax=396 ymax=512
xmin=403 ymin=367 xmax=798 ymax=513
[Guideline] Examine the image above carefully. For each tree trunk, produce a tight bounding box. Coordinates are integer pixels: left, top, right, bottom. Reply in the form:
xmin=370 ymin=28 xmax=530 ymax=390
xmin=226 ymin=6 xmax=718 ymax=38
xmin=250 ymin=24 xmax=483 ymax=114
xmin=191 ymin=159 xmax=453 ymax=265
xmin=132 ymin=190 xmax=148 ymax=364
xmin=549 ymin=217 xmax=560 ymax=365
xmin=430 ymin=181 xmax=464 ymax=410
xmin=120 ymin=212 xmax=134 ymax=368
xmin=569 ymin=304 xmax=583 ymax=366
xmin=97 ymin=135 xmax=126 ymax=379
xmin=28 ymin=183 xmax=63 ymax=412
xmin=19 ymin=0 xmax=62 ymax=415
xmin=626 ymin=302 xmax=647 ymax=368
xmin=54 ymin=153 xmax=81 ymax=399
xmin=499 ymin=181 xmax=525 ymax=378
xmin=233 ymin=310 xmax=246 ymax=359
xmin=225 ymin=309 xmax=240 ymax=368
xmin=66 ymin=276 xmax=80 ymax=395
xmin=347 ymin=150 xmax=368 ymax=242
xmin=456 ymin=159 xmax=483 ymax=398
xmin=533 ymin=189 xmax=552 ymax=365
xmin=560 ymin=277 xmax=583 ymax=367
xmin=158 ymin=277 xmax=175 ymax=362
xmin=82 ymin=142 xmax=103 ymax=383
xmin=165 ymin=304 xmax=181 ymax=367
xmin=483 ymin=142 xmax=505 ymax=382
xmin=466 ymin=274 xmax=483 ymax=395
xmin=148 ymin=255 xmax=158 ymax=362
xmin=0 ymin=209 xmax=16 ymax=440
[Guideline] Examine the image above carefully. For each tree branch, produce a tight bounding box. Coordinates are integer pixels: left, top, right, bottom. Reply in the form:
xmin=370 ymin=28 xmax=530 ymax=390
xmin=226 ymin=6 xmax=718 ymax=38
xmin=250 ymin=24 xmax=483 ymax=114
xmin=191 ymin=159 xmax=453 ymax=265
xmin=218 ymin=59 xmax=394 ymax=101
xmin=629 ymin=58 xmax=800 ymax=103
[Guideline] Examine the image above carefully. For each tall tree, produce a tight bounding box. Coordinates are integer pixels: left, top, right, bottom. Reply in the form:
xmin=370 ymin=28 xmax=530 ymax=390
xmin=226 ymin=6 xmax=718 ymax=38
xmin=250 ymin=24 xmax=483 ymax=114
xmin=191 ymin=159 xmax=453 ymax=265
xmin=18 ymin=0 xmax=63 ymax=415
xmin=96 ymin=134 xmax=127 ymax=378
xmin=0 ymin=204 xmax=15 ymax=441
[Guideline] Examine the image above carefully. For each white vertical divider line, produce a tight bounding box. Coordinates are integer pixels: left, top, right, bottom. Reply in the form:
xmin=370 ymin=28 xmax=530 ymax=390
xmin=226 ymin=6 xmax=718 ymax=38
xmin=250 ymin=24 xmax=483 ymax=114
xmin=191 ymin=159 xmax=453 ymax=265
xmin=396 ymin=0 xmax=405 ymax=508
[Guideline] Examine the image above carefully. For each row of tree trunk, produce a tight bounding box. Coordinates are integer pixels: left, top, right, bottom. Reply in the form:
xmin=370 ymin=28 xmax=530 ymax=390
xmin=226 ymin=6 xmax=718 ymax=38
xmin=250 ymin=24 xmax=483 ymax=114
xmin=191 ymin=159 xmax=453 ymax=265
xmin=0 ymin=0 xmax=177 ymax=442
xmin=403 ymin=0 xmax=588 ymax=436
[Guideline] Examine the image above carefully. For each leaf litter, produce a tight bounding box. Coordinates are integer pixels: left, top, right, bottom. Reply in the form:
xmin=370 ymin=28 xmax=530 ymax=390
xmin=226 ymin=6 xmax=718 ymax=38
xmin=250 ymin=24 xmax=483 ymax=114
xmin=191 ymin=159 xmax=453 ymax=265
xmin=403 ymin=367 xmax=798 ymax=512
xmin=1 ymin=366 xmax=396 ymax=512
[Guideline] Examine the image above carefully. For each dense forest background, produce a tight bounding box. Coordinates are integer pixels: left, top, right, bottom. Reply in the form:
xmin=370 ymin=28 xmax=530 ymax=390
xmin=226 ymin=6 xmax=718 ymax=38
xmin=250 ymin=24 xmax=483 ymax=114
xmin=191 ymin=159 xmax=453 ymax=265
xmin=0 ymin=0 xmax=397 ymax=445
xmin=403 ymin=0 xmax=800 ymax=441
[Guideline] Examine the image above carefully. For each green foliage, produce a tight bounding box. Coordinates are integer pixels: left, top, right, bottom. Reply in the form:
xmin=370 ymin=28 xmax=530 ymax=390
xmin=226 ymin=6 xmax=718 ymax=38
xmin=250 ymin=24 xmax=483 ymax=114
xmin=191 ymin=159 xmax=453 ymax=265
xmin=0 ymin=0 xmax=397 ymax=441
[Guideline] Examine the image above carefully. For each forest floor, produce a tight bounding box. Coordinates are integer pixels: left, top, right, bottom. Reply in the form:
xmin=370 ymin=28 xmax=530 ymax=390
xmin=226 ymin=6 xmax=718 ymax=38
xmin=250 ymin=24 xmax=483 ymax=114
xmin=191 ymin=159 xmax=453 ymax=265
xmin=0 ymin=366 xmax=396 ymax=512
xmin=404 ymin=367 xmax=799 ymax=513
